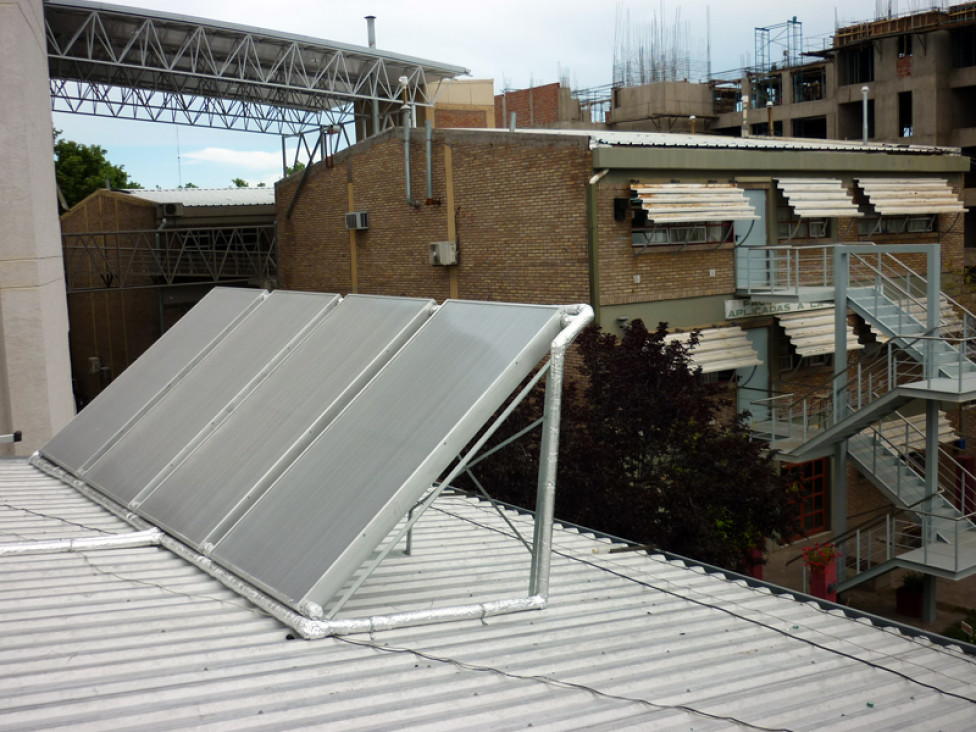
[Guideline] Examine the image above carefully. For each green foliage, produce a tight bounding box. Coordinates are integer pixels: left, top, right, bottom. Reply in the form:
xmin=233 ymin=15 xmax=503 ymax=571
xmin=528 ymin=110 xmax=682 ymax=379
xmin=179 ymin=182 xmax=199 ymax=189
xmin=231 ymin=177 xmax=249 ymax=188
xmin=285 ymin=161 xmax=306 ymax=175
xmin=53 ymin=129 xmax=141 ymax=208
xmin=462 ymin=320 xmax=801 ymax=571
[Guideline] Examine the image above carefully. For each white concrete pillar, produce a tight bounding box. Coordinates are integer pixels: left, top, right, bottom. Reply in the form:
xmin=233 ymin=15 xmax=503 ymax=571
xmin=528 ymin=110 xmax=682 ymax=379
xmin=0 ymin=0 xmax=75 ymax=455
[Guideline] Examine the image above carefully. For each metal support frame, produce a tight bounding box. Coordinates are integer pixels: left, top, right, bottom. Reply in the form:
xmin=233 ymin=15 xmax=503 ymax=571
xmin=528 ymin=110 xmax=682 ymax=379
xmin=62 ymin=225 xmax=278 ymax=292
xmin=45 ymin=1 xmax=466 ymax=135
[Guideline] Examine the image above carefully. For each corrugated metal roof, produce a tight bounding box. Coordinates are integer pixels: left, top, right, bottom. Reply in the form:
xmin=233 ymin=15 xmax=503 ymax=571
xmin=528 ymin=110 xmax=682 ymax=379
xmin=663 ymin=326 xmax=762 ymax=373
xmin=631 ymin=183 xmax=757 ymax=223
xmin=776 ymin=178 xmax=863 ymax=218
xmin=857 ymin=178 xmax=967 ymax=215
xmin=123 ymin=188 xmax=276 ymax=207
xmin=3 ymin=459 xmax=976 ymax=730
xmin=468 ymin=128 xmax=961 ymax=155
xmin=778 ymin=308 xmax=864 ymax=357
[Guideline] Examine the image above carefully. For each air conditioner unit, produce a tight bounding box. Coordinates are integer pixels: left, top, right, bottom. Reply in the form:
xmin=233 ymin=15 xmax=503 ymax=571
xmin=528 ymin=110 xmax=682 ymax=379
xmin=345 ymin=211 xmax=369 ymax=230
xmin=162 ymin=203 xmax=184 ymax=217
xmin=808 ymin=220 xmax=828 ymax=238
xmin=429 ymin=240 xmax=458 ymax=266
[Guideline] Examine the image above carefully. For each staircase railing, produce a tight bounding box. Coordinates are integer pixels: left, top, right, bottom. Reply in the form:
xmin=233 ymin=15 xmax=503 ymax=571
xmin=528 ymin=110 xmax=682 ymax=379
xmin=854 ymin=412 xmax=976 ymax=523
xmin=837 ymin=504 xmax=976 ymax=581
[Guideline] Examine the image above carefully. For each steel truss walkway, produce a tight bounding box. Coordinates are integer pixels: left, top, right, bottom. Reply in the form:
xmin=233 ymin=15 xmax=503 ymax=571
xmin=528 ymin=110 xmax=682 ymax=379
xmin=45 ymin=0 xmax=469 ymax=136
xmin=744 ymin=243 xmax=976 ymax=610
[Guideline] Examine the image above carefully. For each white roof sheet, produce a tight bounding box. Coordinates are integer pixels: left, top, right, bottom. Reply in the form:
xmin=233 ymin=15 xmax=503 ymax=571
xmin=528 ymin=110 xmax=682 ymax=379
xmin=3 ymin=459 xmax=976 ymax=730
xmin=776 ymin=177 xmax=863 ymax=218
xmin=462 ymin=128 xmax=962 ymax=155
xmin=857 ymin=178 xmax=967 ymax=215
xmin=778 ymin=307 xmax=864 ymax=357
xmin=631 ymin=183 xmax=758 ymax=223
xmin=663 ymin=326 xmax=762 ymax=373
xmin=124 ymin=188 xmax=276 ymax=207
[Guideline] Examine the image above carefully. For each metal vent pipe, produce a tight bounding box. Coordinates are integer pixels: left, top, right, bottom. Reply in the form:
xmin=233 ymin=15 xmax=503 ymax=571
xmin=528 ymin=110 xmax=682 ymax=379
xmin=365 ymin=16 xmax=376 ymax=48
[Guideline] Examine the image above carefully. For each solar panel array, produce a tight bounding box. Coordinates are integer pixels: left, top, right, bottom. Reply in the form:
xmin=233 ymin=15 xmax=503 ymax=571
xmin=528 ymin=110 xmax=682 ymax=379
xmin=41 ymin=289 xmax=566 ymax=615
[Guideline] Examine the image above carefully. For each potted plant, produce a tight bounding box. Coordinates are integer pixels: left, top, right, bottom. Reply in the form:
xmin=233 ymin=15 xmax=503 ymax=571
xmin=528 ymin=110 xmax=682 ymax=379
xmin=802 ymin=542 xmax=839 ymax=602
xmin=896 ymin=571 xmax=925 ymax=618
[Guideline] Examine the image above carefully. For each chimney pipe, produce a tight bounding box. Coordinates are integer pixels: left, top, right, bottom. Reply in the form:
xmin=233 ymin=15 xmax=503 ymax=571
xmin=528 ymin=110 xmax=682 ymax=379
xmin=741 ymin=95 xmax=750 ymax=138
xmin=365 ymin=16 xmax=376 ymax=48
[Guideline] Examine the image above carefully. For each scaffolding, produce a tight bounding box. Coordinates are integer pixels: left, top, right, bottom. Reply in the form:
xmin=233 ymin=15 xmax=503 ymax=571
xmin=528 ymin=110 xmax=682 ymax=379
xmin=755 ymin=18 xmax=804 ymax=73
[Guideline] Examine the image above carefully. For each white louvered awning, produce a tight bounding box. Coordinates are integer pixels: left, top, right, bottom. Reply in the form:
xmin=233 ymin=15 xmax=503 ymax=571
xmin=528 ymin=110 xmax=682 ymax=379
xmin=865 ymin=412 xmax=957 ymax=452
xmin=631 ymin=183 xmax=758 ymax=223
xmin=776 ymin=178 xmax=862 ymax=218
xmin=663 ymin=326 xmax=762 ymax=373
xmin=856 ymin=178 xmax=967 ymax=215
xmin=778 ymin=308 xmax=863 ymax=358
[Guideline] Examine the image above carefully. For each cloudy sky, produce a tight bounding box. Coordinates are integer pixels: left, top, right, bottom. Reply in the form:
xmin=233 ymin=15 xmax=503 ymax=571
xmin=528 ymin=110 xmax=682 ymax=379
xmin=53 ymin=0 xmax=923 ymax=189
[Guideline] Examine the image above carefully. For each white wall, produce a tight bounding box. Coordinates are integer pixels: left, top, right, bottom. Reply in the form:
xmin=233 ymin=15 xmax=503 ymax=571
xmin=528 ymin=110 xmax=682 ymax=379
xmin=0 ymin=0 xmax=75 ymax=455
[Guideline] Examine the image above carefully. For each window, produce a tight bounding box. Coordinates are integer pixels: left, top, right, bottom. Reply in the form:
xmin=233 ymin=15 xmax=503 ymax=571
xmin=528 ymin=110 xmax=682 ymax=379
xmin=899 ymin=91 xmax=913 ymax=138
xmin=632 ymin=222 xmax=732 ymax=248
xmin=838 ymin=99 xmax=874 ymax=140
xmin=751 ymin=121 xmax=783 ymax=137
xmin=792 ymin=67 xmax=826 ymax=103
xmin=840 ymin=45 xmax=874 ymax=85
xmin=857 ymin=216 xmax=935 ymax=235
xmin=898 ymin=34 xmax=913 ymax=58
xmin=952 ymin=27 xmax=976 ymax=68
xmin=792 ymin=116 xmax=827 ymax=139
xmin=786 ymin=458 xmax=829 ymax=535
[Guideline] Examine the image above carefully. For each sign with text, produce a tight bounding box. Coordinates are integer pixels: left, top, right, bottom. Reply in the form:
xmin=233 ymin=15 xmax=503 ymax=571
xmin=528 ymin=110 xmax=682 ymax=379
xmin=724 ymin=299 xmax=832 ymax=320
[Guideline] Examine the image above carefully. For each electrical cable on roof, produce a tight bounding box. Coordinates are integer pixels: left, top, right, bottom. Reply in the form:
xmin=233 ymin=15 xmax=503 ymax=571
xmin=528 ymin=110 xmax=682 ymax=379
xmin=434 ymin=497 xmax=976 ymax=705
xmin=0 ymin=500 xmax=116 ymax=535
xmin=333 ymin=634 xmax=794 ymax=732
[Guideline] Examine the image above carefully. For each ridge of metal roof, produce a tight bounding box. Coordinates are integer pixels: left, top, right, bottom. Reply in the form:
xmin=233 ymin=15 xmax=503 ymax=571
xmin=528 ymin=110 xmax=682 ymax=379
xmin=457 ymin=128 xmax=963 ymax=155
xmin=3 ymin=458 xmax=976 ymax=730
xmin=122 ymin=188 xmax=276 ymax=207
xmin=46 ymin=0 xmax=470 ymax=75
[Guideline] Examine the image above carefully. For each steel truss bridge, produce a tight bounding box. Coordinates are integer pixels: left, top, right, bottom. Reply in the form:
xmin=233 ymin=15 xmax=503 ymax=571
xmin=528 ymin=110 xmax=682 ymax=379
xmin=45 ymin=0 xmax=468 ymax=138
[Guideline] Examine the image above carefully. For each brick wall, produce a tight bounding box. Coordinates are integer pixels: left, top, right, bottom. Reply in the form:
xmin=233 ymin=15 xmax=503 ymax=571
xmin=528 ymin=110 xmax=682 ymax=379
xmin=435 ymin=108 xmax=490 ymax=128
xmin=494 ymin=83 xmax=563 ymax=128
xmin=277 ymin=130 xmax=591 ymax=305
xmin=595 ymin=181 xmax=736 ymax=308
xmin=60 ymin=191 xmax=161 ymax=406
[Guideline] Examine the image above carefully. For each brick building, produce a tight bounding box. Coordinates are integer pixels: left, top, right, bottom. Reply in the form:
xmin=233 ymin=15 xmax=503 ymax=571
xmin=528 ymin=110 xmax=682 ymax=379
xmin=276 ymin=126 xmax=972 ymax=591
xmin=60 ymin=187 xmax=276 ymax=405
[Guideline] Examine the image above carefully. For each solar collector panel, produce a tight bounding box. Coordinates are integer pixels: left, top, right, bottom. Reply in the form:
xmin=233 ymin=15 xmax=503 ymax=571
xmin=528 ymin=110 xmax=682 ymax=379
xmin=41 ymin=287 xmax=266 ymax=475
xmin=135 ymin=295 xmax=435 ymax=549
xmin=212 ymin=300 xmax=564 ymax=614
xmin=81 ymin=291 xmax=340 ymax=506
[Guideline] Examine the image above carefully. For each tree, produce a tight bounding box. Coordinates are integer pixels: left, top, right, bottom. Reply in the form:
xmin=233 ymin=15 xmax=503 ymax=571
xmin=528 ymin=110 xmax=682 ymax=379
xmin=231 ymin=177 xmax=248 ymax=188
xmin=463 ymin=320 xmax=800 ymax=571
xmin=179 ymin=182 xmax=199 ymax=189
xmin=285 ymin=161 xmax=306 ymax=175
xmin=53 ymin=129 xmax=141 ymax=208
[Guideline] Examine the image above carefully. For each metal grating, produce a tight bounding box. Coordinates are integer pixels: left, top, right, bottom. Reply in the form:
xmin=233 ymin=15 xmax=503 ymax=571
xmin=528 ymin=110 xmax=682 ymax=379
xmin=776 ymin=177 xmax=862 ymax=218
xmin=857 ymin=177 xmax=967 ymax=215
xmin=630 ymin=183 xmax=757 ymax=223
xmin=663 ymin=326 xmax=762 ymax=373
xmin=211 ymin=300 xmax=565 ymax=614
xmin=42 ymin=287 xmax=266 ymax=474
xmin=80 ymin=291 xmax=340 ymax=505
xmin=778 ymin=308 xmax=864 ymax=357
xmin=137 ymin=295 xmax=435 ymax=550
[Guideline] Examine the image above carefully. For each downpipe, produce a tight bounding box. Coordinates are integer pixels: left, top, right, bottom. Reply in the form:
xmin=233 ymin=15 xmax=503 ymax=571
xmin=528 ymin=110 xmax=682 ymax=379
xmin=403 ymin=107 xmax=420 ymax=208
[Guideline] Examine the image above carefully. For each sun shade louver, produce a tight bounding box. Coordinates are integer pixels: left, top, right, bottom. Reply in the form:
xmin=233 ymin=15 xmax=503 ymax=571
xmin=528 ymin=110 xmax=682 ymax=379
xmin=778 ymin=308 xmax=863 ymax=357
xmin=776 ymin=178 xmax=862 ymax=218
xmin=856 ymin=178 xmax=967 ymax=215
xmin=663 ymin=327 xmax=761 ymax=373
xmin=631 ymin=183 xmax=758 ymax=223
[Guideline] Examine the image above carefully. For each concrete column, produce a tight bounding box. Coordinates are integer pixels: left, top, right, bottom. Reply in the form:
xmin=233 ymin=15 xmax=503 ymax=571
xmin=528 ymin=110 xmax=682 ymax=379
xmin=0 ymin=0 xmax=75 ymax=455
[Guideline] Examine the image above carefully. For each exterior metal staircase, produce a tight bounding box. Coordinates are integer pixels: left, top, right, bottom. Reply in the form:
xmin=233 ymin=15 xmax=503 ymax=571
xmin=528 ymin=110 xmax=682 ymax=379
xmin=744 ymin=244 xmax=976 ymax=588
